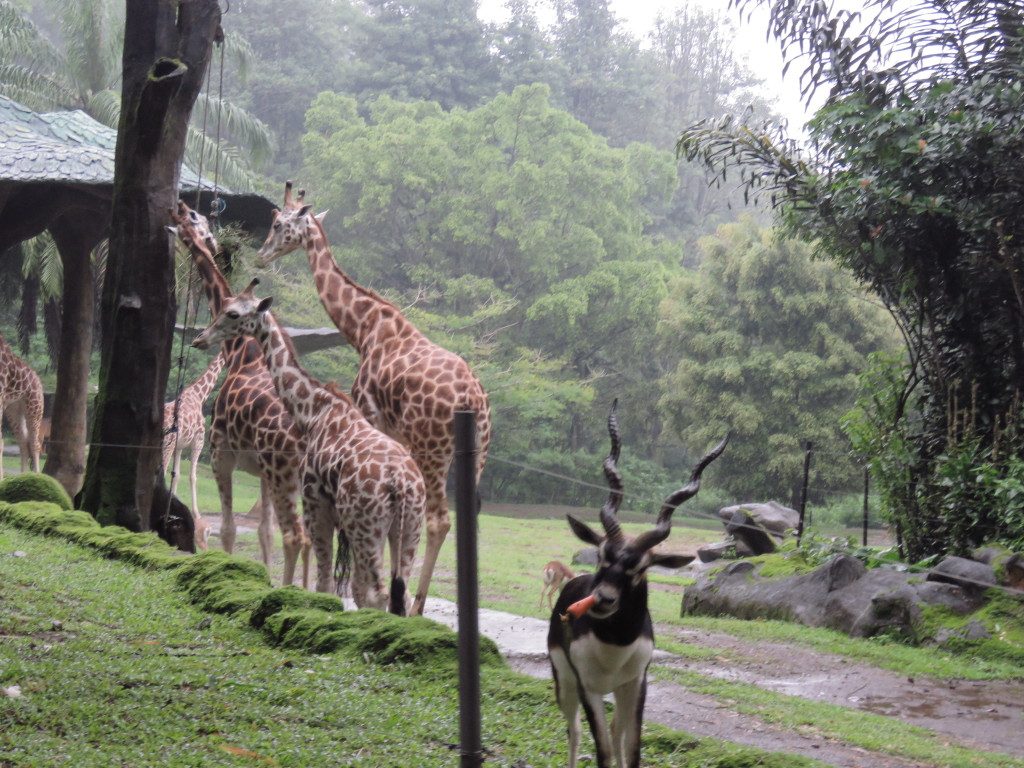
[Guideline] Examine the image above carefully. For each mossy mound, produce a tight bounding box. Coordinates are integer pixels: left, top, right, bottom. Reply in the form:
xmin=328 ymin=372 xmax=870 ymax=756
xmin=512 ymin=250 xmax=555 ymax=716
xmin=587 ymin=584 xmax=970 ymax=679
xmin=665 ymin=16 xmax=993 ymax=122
xmin=262 ymin=607 xmax=503 ymax=668
xmin=250 ymin=586 xmax=345 ymax=629
xmin=175 ymin=550 xmax=273 ymax=615
xmin=0 ymin=501 xmax=181 ymax=569
xmin=919 ymin=591 xmax=1024 ymax=666
xmin=0 ymin=473 xmax=73 ymax=510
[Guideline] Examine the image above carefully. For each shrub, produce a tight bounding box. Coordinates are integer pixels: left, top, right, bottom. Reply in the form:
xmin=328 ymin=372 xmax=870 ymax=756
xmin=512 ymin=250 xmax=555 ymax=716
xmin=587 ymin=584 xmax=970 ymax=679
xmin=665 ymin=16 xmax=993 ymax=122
xmin=0 ymin=472 xmax=73 ymax=510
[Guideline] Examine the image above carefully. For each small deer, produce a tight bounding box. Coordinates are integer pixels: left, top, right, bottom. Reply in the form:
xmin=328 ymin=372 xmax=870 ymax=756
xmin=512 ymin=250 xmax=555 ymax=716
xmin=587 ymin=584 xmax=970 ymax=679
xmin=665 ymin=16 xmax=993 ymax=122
xmin=540 ymin=560 xmax=575 ymax=610
xmin=548 ymin=400 xmax=728 ymax=768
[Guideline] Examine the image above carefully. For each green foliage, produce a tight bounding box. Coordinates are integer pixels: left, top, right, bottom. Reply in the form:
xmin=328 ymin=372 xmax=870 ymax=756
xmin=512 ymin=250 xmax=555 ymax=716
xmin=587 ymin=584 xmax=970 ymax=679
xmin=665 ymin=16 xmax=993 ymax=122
xmin=678 ymin=1 xmax=1024 ymax=557
xmin=658 ymin=218 xmax=897 ymax=499
xmin=0 ymin=472 xmax=72 ymax=509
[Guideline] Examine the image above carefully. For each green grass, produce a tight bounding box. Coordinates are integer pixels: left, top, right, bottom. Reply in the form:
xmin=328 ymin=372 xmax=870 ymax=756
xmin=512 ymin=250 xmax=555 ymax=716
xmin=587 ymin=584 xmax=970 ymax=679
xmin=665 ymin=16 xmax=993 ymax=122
xmin=0 ymin=522 xmax=821 ymax=768
xmin=655 ymin=667 xmax=1024 ymax=768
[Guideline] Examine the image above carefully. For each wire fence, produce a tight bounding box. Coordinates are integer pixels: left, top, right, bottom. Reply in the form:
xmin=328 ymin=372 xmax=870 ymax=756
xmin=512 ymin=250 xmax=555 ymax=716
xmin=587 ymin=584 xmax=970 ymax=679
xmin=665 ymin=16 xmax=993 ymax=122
xmin=8 ymin=435 xmax=1023 ymax=599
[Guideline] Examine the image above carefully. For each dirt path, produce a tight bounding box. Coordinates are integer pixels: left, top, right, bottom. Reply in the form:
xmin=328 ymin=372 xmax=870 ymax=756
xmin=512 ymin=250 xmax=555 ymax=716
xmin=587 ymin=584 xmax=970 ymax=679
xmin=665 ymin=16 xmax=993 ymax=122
xmin=662 ymin=624 xmax=1024 ymax=757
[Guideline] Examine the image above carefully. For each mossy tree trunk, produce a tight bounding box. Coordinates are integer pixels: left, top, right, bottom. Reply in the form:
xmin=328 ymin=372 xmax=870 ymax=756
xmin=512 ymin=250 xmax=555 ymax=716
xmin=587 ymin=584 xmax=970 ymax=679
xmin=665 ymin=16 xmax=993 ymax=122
xmin=80 ymin=0 xmax=221 ymax=529
xmin=45 ymin=211 xmax=107 ymax=498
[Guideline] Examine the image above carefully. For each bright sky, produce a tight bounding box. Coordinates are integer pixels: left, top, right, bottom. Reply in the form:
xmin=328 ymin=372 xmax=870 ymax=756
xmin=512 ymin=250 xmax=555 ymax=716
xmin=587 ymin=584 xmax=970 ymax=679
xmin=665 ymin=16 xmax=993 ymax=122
xmin=478 ymin=0 xmax=814 ymax=132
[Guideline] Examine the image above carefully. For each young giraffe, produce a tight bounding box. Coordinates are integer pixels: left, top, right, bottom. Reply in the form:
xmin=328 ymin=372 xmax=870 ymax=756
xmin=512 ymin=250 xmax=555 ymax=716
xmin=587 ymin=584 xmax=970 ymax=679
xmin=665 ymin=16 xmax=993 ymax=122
xmin=192 ymin=280 xmax=425 ymax=611
xmin=257 ymin=182 xmax=491 ymax=615
xmin=161 ymin=351 xmax=225 ymax=550
xmin=169 ymin=201 xmax=310 ymax=587
xmin=0 ymin=332 xmax=43 ymax=479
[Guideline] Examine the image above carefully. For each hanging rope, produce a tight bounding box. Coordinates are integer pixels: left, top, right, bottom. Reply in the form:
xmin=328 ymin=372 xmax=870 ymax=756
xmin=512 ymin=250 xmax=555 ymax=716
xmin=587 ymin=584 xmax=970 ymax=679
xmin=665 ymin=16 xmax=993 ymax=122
xmin=164 ymin=27 xmax=227 ymax=522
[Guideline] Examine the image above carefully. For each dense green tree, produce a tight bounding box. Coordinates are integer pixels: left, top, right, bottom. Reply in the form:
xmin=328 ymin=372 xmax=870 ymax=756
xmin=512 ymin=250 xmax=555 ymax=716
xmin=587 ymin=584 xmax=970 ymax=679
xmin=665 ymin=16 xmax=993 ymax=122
xmin=341 ymin=0 xmax=499 ymax=110
xmin=657 ymin=218 xmax=896 ymax=501
xmin=679 ymin=0 xmax=1024 ymax=555
xmin=300 ymin=84 xmax=677 ymax=295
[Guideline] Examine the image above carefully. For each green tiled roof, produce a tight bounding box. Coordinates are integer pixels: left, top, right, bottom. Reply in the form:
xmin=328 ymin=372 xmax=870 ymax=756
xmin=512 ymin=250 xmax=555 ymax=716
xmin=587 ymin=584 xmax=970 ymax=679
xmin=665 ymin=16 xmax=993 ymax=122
xmin=0 ymin=95 xmax=225 ymax=191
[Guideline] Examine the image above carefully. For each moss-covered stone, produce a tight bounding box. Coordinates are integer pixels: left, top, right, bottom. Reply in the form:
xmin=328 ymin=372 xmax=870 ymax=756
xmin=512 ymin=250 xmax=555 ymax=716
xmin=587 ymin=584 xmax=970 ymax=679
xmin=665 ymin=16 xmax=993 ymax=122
xmin=250 ymin=586 xmax=345 ymax=629
xmin=919 ymin=591 xmax=1024 ymax=665
xmin=174 ymin=550 xmax=273 ymax=615
xmin=0 ymin=501 xmax=181 ymax=569
xmin=262 ymin=607 xmax=503 ymax=668
xmin=0 ymin=473 xmax=73 ymax=510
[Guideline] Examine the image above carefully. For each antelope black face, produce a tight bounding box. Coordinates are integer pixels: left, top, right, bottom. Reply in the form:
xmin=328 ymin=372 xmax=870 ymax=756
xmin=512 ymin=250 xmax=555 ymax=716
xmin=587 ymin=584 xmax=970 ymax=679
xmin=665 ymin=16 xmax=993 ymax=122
xmin=565 ymin=516 xmax=693 ymax=620
xmin=563 ymin=400 xmax=727 ymax=622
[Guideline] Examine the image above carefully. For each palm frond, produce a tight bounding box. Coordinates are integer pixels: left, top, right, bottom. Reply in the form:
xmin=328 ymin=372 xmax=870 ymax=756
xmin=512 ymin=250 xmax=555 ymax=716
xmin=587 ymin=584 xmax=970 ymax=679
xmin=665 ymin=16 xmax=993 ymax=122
xmin=0 ymin=63 xmax=78 ymax=109
xmin=732 ymin=0 xmax=1024 ymax=104
xmin=184 ymin=128 xmax=260 ymax=192
xmin=21 ymin=233 xmax=63 ymax=301
xmin=193 ymin=93 xmax=274 ymax=167
xmin=52 ymin=0 xmax=122 ymax=97
xmin=0 ymin=1 xmax=46 ymax=56
xmin=86 ymin=88 xmax=121 ymax=128
xmin=219 ymin=32 xmax=255 ymax=83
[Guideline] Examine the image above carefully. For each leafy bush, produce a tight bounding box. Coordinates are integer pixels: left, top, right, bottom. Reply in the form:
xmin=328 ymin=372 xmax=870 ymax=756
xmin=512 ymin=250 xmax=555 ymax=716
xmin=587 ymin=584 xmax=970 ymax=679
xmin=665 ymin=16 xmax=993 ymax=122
xmin=0 ymin=472 xmax=73 ymax=510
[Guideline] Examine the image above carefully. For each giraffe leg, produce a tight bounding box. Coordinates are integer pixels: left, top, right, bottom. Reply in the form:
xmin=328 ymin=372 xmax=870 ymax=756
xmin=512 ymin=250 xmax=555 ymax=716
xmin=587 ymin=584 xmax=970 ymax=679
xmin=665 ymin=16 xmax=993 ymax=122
xmin=25 ymin=402 xmax=40 ymax=474
xmin=257 ymin=480 xmax=274 ymax=569
xmin=190 ymin=443 xmax=208 ymax=550
xmin=266 ymin=475 xmax=303 ymax=587
xmin=7 ymin=401 xmax=29 ymax=474
xmin=0 ymin=401 xmax=6 ymax=481
xmin=211 ymin=440 xmax=236 ymax=553
xmin=350 ymin=532 xmax=388 ymax=610
xmin=169 ymin=447 xmax=183 ymax=499
xmin=303 ymin=480 xmax=334 ymax=593
xmin=412 ymin=476 xmax=450 ymax=616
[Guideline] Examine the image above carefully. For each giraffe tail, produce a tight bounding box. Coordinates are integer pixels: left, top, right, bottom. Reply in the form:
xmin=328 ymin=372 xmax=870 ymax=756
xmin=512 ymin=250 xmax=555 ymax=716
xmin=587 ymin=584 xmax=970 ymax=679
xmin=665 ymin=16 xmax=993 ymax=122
xmin=333 ymin=527 xmax=352 ymax=599
xmin=387 ymin=479 xmax=407 ymax=617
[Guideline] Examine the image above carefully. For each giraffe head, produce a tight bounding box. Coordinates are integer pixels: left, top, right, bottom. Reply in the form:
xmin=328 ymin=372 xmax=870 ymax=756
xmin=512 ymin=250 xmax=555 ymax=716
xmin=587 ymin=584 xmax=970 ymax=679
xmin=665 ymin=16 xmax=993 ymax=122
xmin=168 ymin=200 xmax=219 ymax=255
xmin=192 ymin=279 xmax=273 ymax=350
xmin=256 ymin=181 xmax=324 ymax=267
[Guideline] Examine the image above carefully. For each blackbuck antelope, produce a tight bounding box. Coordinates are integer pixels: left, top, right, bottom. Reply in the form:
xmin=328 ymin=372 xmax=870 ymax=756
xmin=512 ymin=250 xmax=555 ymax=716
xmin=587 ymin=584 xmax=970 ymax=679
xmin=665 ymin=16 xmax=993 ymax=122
xmin=540 ymin=560 xmax=576 ymax=610
xmin=547 ymin=401 xmax=728 ymax=768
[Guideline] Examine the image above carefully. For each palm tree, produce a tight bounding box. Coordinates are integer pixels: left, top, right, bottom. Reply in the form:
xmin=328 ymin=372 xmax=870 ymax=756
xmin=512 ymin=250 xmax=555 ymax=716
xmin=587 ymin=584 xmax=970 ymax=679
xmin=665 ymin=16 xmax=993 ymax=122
xmin=0 ymin=0 xmax=272 ymax=189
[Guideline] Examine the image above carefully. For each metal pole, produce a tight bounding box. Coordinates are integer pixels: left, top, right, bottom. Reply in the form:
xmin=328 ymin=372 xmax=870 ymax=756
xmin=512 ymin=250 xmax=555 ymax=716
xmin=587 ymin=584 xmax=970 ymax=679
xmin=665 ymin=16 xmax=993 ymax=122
xmin=862 ymin=467 xmax=870 ymax=547
xmin=454 ymin=410 xmax=482 ymax=768
xmin=796 ymin=440 xmax=813 ymax=544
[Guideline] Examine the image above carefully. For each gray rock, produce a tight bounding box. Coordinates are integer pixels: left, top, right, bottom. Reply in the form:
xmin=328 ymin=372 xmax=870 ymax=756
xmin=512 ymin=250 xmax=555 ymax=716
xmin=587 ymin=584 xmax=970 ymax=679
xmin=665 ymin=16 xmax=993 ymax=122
xmin=718 ymin=501 xmax=799 ymax=538
xmin=926 ymin=556 xmax=996 ymax=594
xmin=726 ymin=510 xmax=777 ymax=555
xmin=935 ymin=620 xmax=991 ymax=645
xmin=572 ymin=547 xmax=598 ymax=566
xmin=682 ymin=553 xmax=994 ymax=643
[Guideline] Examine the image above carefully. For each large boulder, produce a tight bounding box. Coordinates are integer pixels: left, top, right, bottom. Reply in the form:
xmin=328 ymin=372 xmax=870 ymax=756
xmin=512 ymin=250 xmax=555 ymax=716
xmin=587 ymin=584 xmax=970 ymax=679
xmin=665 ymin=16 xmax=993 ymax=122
xmin=926 ymin=556 xmax=997 ymax=595
xmin=717 ymin=501 xmax=799 ymax=539
xmin=725 ymin=510 xmax=777 ymax=555
xmin=683 ymin=554 xmax=988 ymax=641
xmin=696 ymin=539 xmax=754 ymax=563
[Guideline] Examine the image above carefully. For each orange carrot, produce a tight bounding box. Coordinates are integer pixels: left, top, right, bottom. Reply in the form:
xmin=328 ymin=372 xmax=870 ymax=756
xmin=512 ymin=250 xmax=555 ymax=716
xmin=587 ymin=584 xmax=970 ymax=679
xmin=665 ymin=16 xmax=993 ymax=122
xmin=562 ymin=593 xmax=596 ymax=621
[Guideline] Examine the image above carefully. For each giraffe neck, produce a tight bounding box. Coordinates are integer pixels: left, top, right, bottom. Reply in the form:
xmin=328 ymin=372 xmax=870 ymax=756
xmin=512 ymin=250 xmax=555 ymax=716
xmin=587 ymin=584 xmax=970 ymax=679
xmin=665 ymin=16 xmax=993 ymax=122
xmin=302 ymin=220 xmax=408 ymax=353
xmin=185 ymin=352 xmax=225 ymax=402
xmin=252 ymin=314 xmax=326 ymax=434
xmin=184 ymin=239 xmax=258 ymax=371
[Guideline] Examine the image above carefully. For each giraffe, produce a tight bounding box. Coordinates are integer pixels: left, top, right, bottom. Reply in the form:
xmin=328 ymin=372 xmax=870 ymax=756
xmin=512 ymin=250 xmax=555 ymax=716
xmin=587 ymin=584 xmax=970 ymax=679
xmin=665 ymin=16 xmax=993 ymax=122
xmin=256 ymin=182 xmax=491 ymax=615
xmin=0 ymin=332 xmax=43 ymax=480
xmin=192 ymin=280 xmax=425 ymax=611
xmin=168 ymin=201 xmax=310 ymax=587
xmin=161 ymin=351 xmax=225 ymax=550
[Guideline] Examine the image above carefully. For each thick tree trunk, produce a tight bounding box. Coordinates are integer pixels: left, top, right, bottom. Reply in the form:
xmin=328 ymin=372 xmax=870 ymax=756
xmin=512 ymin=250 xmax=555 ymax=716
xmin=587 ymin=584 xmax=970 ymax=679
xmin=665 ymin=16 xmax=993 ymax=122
xmin=80 ymin=0 xmax=221 ymax=529
xmin=45 ymin=213 xmax=105 ymax=497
